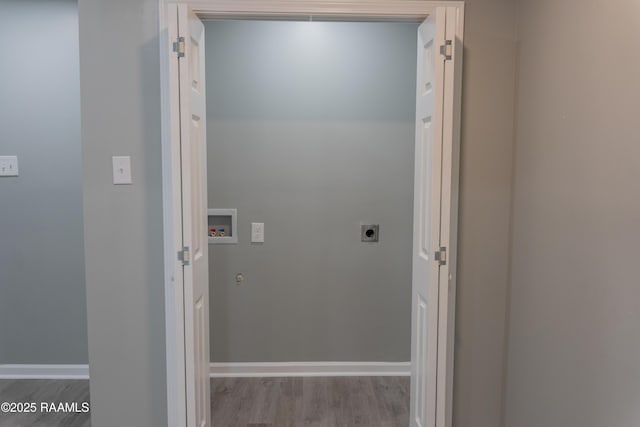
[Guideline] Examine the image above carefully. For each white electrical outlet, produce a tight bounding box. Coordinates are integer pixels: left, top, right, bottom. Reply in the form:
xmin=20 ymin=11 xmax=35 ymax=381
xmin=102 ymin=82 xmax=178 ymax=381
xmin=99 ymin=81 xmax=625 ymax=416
xmin=251 ymin=222 xmax=264 ymax=243
xmin=0 ymin=156 xmax=19 ymax=177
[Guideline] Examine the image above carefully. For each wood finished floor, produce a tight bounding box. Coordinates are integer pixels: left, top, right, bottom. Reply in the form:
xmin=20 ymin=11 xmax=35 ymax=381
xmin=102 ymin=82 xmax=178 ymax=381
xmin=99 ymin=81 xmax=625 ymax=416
xmin=0 ymin=376 xmax=409 ymax=427
xmin=0 ymin=380 xmax=90 ymax=427
xmin=212 ymin=377 xmax=409 ymax=427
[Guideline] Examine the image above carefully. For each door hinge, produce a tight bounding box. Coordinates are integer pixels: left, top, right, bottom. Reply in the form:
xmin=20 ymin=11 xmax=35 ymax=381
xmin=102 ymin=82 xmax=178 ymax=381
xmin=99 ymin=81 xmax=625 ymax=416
xmin=434 ymin=246 xmax=447 ymax=266
xmin=440 ymin=40 xmax=453 ymax=61
xmin=178 ymin=246 xmax=190 ymax=266
xmin=173 ymin=36 xmax=185 ymax=58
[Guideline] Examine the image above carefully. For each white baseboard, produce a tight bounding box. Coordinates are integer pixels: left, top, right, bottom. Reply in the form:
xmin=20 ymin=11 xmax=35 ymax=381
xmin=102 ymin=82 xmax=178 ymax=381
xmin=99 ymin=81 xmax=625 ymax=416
xmin=0 ymin=362 xmax=409 ymax=380
xmin=0 ymin=364 xmax=89 ymax=380
xmin=210 ymin=361 xmax=411 ymax=378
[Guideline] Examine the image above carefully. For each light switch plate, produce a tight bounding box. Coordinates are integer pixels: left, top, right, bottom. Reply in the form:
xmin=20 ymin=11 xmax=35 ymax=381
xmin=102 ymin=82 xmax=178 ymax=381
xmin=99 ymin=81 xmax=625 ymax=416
xmin=112 ymin=156 xmax=132 ymax=185
xmin=0 ymin=156 xmax=19 ymax=177
xmin=251 ymin=222 xmax=264 ymax=243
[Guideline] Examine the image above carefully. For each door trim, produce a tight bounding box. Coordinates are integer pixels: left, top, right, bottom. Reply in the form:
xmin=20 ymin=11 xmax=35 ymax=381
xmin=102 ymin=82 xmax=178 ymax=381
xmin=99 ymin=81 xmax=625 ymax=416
xmin=160 ymin=3 xmax=188 ymax=427
xmin=158 ymin=2 xmax=464 ymax=427
xmin=436 ymin=8 xmax=464 ymax=427
xmin=187 ymin=0 xmax=463 ymax=21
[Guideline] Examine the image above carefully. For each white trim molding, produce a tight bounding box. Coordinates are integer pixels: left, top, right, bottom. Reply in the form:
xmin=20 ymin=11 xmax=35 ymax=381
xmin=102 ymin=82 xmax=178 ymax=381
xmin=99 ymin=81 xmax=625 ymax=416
xmin=187 ymin=0 xmax=465 ymax=21
xmin=159 ymin=3 xmax=464 ymax=427
xmin=210 ymin=361 xmax=411 ymax=378
xmin=0 ymin=364 xmax=89 ymax=380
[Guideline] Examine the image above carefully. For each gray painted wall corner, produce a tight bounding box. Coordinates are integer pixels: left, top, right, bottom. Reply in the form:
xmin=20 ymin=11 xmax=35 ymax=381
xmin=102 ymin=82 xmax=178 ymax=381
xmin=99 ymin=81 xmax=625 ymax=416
xmin=447 ymin=1 xmax=519 ymax=427
xmin=78 ymin=0 xmax=167 ymax=425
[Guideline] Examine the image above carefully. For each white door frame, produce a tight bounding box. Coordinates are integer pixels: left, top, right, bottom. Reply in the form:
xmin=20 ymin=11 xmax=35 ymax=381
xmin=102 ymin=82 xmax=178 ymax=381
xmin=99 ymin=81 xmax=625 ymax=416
xmin=158 ymin=2 xmax=464 ymax=426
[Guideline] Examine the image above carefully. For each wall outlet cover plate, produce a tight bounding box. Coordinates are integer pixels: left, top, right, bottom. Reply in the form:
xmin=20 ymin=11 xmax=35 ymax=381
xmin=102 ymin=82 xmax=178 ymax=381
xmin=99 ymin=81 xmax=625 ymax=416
xmin=361 ymin=224 xmax=379 ymax=242
xmin=251 ymin=222 xmax=264 ymax=243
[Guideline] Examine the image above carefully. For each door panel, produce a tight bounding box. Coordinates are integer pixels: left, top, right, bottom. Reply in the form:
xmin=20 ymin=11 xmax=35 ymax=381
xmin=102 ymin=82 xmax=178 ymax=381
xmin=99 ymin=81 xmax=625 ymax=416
xmin=410 ymin=8 xmax=447 ymax=427
xmin=178 ymin=5 xmax=210 ymax=427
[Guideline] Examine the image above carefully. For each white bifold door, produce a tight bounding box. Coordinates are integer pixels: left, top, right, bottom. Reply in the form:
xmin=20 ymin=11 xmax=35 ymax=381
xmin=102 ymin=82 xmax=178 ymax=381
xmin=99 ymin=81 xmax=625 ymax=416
xmin=410 ymin=6 xmax=461 ymax=427
xmin=172 ymin=4 xmax=211 ymax=427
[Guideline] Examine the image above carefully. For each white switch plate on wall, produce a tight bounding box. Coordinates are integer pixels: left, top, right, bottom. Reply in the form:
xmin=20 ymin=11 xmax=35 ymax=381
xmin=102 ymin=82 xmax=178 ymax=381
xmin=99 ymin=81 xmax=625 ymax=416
xmin=112 ymin=156 xmax=132 ymax=185
xmin=0 ymin=156 xmax=19 ymax=177
xmin=251 ymin=222 xmax=264 ymax=243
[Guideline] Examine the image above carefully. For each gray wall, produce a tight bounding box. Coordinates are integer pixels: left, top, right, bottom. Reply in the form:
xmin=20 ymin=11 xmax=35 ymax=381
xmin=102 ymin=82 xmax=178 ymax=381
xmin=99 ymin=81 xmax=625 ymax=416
xmin=205 ymin=20 xmax=417 ymax=363
xmin=74 ymin=0 xmax=520 ymax=425
xmin=446 ymin=1 xmax=519 ymax=426
xmin=78 ymin=0 xmax=166 ymax=426
xmin=505 ymin=0 xmax=640 ymax=426
xmin=0 ymin=0 xmax=87 ymax=365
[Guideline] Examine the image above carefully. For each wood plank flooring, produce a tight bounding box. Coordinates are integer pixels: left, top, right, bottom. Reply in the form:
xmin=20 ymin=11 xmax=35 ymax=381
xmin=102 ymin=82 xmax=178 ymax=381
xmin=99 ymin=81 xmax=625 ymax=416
xmin=0 ymin=376 xmax=409 ymax=427
xmin=0 ymin=379 xmax=90 ymax=427
xmin=211 ymin=377 xmax=410 ymax=427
